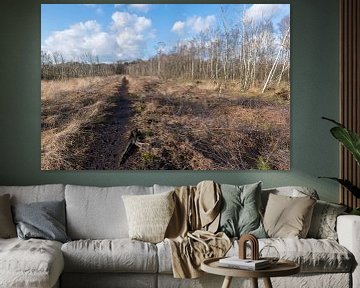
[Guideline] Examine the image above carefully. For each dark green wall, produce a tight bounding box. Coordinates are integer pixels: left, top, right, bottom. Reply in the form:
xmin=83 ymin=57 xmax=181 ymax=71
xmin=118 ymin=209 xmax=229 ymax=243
xmin=0 ymin=0 xmax=340 ymax=202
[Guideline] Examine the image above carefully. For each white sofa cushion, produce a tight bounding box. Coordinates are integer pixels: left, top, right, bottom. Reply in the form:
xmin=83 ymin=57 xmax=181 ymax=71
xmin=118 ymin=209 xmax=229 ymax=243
xmin=65 ymin=185 xmax=153 ymax=239
xmin=0 ymin=184 xmax=65 ymax=204
xmin=61 ymin=239 xmax=158 ymax=273
xmin=0 ymin=238 xmax=63 ymax=288
xmin=231 ymin=238 xmax=353 ymax=273
xmin=157 ymin=238 xmax=353 ymax=274
xmin=337 ymin=215 xmax=360 ymax=288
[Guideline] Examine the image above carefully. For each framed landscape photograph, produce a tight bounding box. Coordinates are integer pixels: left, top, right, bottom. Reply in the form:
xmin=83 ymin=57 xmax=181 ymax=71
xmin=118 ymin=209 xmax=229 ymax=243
xmin=41 ymin=3 xmax=290 ymax=170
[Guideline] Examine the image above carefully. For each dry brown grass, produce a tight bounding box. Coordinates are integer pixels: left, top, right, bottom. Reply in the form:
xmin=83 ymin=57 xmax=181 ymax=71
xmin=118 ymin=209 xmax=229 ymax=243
xmin=41 ymin=75 xmax=290 ymax=170
xmin=41 ymin=75 xmax=122 ymax=170
xmin=121 ymin=77 xmax=290 ymax=170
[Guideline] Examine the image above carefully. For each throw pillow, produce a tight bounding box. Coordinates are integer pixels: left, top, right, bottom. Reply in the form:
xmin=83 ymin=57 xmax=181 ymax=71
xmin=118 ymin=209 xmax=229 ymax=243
xmin=122 ymin=191 xmax=175 ymax=243
xmin=307 ymin=200 xmax=347 ymax=240
xmin=12 ymin=200 xmax=70 ymax=243
xmin=0 ymin=194 xmax=17 ymax=238
xmin=218 ymin=182 xmax=266 ymax=238
xmin=263 ymin=193 xmax=316 ymax=238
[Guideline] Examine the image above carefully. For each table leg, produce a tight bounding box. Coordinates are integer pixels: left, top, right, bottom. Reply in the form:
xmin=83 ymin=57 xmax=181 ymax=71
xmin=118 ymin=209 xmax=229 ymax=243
xmin=251 ymin=278 xmax=258 ymax=288
xmin=221 ymin=276 xmax=233 ymax=288
xmin=263 ymin=277 xmax=273 ymax=288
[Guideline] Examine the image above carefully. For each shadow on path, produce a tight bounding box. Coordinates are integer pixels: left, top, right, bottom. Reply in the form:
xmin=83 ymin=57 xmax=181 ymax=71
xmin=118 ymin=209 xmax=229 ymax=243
xmin=85 ymin=76 xmax=135 ymax=169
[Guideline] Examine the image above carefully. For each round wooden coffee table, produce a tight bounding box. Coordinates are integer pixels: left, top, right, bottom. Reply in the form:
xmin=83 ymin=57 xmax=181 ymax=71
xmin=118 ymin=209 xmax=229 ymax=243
xmin=201 ymin=257 xmax=300 ymax=288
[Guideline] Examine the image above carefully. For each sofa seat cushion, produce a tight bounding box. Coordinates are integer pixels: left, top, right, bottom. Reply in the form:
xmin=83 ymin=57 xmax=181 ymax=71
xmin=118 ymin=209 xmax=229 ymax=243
xmin=157 ymin=238 xmax=353 ymax=274
xmin=0 ymin=238 xmax=64 ymax=288
xmin=230 ymin=238 xmax=354 ymax=273
xmin=62 ymin=239 xmax=158 ymax=273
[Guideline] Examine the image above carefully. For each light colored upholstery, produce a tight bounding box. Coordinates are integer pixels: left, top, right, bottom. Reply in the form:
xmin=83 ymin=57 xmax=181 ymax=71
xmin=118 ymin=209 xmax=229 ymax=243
xmin=261 ymin=186 xmax=319 ymax=212
xmin=0 ymin=238 xmax=63 ymax=288
xmin=65 ymin=185 xmax=153 ymax=239
xmin=61 ymin=273 xmax=157 ymax=288
xmin=337 ymin=215 xmax=360 ymax=288
xmin=228 ymin=238 xmax=353 ymax=273
xmin=0 ymin=185 xmax=65 ymax=204
xmin=153 ymin=184 xmax=176 ymax=194
xmin=122 ymin=191 xmax=175 ymax=243
xmin=61 ymin=239 xmax=158 ymax=273
xmin=157 ymin=237 xmax=353 ymax=275
xmin=156 ymin=240 xmax=173 ymax=274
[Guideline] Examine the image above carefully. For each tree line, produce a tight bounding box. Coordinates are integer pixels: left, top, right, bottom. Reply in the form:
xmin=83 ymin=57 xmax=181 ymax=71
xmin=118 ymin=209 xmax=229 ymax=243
xmin=127 ymin=15 xmax=290 ymax=91
xmin=42 ymin=13 xmax=290 ymax=92
xmin=41 ymin=52 xmax=126 ymax=80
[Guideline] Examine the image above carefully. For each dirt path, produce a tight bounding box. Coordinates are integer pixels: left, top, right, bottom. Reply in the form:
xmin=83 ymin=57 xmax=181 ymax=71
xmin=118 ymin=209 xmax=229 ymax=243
xmin=85 ymin=76 xmax=135 ymax=169
xmin=84 ymin=75 xmax=290 ymax=170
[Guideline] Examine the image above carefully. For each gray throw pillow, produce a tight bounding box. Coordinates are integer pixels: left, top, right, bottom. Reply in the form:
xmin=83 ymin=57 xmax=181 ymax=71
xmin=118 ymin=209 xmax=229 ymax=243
xmin=307 ymin=200 xmax=347 ymax=240
xmin=0 ymin=194 xmax=16 ymax=238
xmin=12 ymin=200 xmax=70 ymax=243
xmin=218 ymin=182 xmax=266 ymax=238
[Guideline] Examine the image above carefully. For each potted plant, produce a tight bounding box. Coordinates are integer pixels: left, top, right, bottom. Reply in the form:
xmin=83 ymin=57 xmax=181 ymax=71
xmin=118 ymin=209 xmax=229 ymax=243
xmin=320 ymin=117 xmax=360 ymax=215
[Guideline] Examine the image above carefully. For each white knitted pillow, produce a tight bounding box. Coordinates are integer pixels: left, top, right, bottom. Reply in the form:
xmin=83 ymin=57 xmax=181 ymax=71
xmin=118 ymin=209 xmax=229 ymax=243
xmin=122 ymin=191 xmax=175 ymax=243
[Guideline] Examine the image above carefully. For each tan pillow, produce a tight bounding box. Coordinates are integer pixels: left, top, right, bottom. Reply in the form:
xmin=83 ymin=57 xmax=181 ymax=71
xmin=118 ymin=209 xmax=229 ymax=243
xmin=263 ymin=193 xmax=316 ymax=238
xmin=122 ymin=191 xmax=175 ymax=243
xmin=0 ymin=194 xmax=17 ymax=238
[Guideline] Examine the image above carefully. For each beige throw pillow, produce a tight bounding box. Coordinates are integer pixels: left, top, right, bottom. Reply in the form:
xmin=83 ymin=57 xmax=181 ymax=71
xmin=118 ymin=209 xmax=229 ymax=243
xmin=263 ymin=193 xmax=316 ymax=238
xmin=122 ymin=191 xmax=175 ymax=243
xmin=0 ymin=194 xmax=17 ymax=238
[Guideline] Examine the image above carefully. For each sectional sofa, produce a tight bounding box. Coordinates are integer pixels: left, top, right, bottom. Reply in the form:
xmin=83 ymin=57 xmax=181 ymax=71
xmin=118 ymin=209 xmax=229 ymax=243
xmin=0 ymin=184 xmax=359 ymax=288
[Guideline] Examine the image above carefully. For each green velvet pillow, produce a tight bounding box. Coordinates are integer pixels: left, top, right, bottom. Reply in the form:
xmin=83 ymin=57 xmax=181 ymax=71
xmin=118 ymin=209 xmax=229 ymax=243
xmin=218 ymin=182 xmax=266 ymax=238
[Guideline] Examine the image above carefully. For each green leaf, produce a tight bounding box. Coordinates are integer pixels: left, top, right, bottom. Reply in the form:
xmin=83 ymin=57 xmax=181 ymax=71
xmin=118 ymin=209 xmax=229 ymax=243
xmin=322 ymin=117 xmax=360 ymax=165
xmin=330 ymin=127 xmax=360 ymax=165
xmin=319 ymin=177 xmax=360 ymax=198
xmin=321 ymin=116 xmax=344 ymax=127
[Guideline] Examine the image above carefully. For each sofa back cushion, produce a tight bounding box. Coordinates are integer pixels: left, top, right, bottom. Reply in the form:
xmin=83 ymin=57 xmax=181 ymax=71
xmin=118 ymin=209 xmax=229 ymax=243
xmin=0 ymin=185 xmax=65 ymax=204
xmin=153 ymin=184 xmax=176 ymax=194
xmin=65 ymin=185 xmax=153 ymax=239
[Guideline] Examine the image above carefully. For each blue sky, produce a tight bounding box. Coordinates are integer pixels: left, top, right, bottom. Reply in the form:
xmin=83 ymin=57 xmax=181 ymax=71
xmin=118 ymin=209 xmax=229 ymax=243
xmin=41 ymin=4 xmax=290 ymax=63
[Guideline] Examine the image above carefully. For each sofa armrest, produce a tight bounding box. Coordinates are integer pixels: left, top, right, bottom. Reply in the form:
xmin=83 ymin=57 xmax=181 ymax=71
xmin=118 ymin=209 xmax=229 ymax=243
xmin=337 ymin=215 xmax=360 ymax=288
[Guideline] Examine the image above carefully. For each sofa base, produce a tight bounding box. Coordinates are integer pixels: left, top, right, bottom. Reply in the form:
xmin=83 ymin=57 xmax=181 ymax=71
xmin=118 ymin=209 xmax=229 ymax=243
xmin=60 ymin=272 xmax=351 ymax=288
xmin=60 ymin=273 xmax=157 ymax=288
xmin=157 ymin=272 xmax=351 ymax=288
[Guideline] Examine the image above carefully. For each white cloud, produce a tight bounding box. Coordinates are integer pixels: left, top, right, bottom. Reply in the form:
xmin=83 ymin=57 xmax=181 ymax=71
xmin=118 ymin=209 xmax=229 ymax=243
xmin=171 ymin=21 xmax=185 ymax=34
xmin=188 ymin=16 xmax=216 ymax=33
xmin=111 ymin=12 xmax=154 ymax=59
xmin=43 ymin=21 xmax=114 ymax=60
xmin=111 ymin=11 xmax=151 ymax=32
xmin=171 ymin=15 xmax=216 ymax=35
xmin=42 ymin=12 xmax=154 ymax=61
xmin=114 ymin=4 xmax=150 ymax=12
xmin=244 ymin=4 xmax=289 ymax=23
